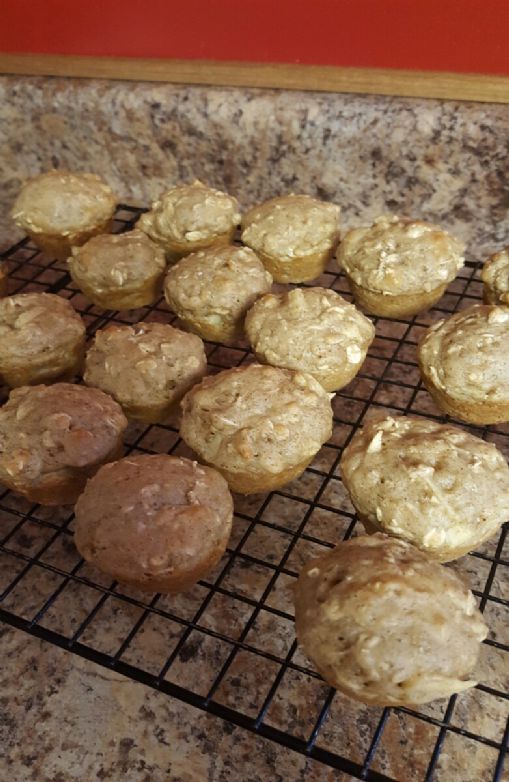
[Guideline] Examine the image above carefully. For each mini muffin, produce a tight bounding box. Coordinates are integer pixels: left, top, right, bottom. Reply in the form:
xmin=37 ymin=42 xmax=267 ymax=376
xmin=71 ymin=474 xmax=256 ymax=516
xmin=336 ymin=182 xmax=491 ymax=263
xmin=68 ymin=230 xmax=166 ymax=310
xmin=11 ymin=170 xmax=116 ymax=261
xmin=164 ymin=245 xmax=273 ymax=343
xmin=294 ymin=534 xmax=488 ymax=706
xmin=180 ymin=364 xmax=333 ymax=494
xmin=74 ymin=454 xmax=233 ymax=593
xmin=337 ymin=215 xmax=465 ymax=317
xmin=418 ymin=304 xmax=509 ymax=424
xmin=137 ymin=180 xmax=241 ymax=261
xmin=0 ymin=293 xmax=86 ymax=388
xmin=481 ymin=246 xmax=509 ymax=305
xmin=340 ymin=415 xmax=509 ymax=561
xmin=84 ymin=322 xmax=207 ymax=423
xmin=0 ymin=383 xmax=127 ymax=505
xmin=241 ymin=194 xmax=341 ymax=283
xmin=245 ymin=287 xmax=374 ymax=392
xmin=0 ymin=262 xmax=7 ymax=298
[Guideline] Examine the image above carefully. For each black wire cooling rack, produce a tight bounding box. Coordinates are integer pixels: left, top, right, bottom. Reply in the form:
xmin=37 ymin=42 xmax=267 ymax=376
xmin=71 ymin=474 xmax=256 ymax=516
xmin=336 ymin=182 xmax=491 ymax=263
xmin=0 ymin=206 xmax=508 ymax=782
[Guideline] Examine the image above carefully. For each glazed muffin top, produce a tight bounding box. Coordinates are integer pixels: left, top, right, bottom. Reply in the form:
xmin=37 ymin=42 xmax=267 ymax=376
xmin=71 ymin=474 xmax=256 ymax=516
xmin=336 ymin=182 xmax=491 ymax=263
xmin=340 ymin=414 xmax=509 ymax=560
xmin=294 ymin=534 xmax=488 ymax=706
xmin=11 ymin=170 xmax=116 ymax=237
xmin=180 ymin=364 xmax=333 ymax=477
xmin=241 ymin=194 xmax=341 ymax=259
xmin=481 ymin=247 xmax=509 ymax=304
xmin=337 ymin=215 xmax=465 ymax=295
xmin=0 ymin=293 xmax=85 ymax=364
xmin=0 ymin=383 xmax=127 ymax=491
xmin=69 ymin=230 xmax=166 ymax=290
xmin=245 ymin=287 xmax=374 ymax=375
xmin=74 ymin=454 xmax=233 ymax=589
xmin=164 ymin=245 xmax=272 ymax=320
xmin=84 ymin=322 xmax=207 ymax=409
xmin=419 ymin=304 xmax=509 ymax=403
xmin=137 ymin=180 xmax=241 ymax=246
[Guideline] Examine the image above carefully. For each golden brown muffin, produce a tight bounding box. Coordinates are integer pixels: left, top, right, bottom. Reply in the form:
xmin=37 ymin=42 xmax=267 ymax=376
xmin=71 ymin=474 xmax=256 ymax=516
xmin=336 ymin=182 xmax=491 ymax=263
xmin=0 ymin=383 xmax=127 ymax=505
xmin=241 ymin=194 xmax=341 ymax=283
xmin=68 ymin=230 xmax=166 ymax=310
xmin=294 ymin=534 xmax=488 ymax=706
xmin=245 ymin=287 xmax=374 ymax=391
xmin=74 ymin=454 xmax=233 ymax=593
xmin=0 ymin=262 xmax=7 ymax=298
xmin=84 ymin=322 xmax=207 ymax=423
xmin=340 ymin=415 xmax=509 ymax=561
xmin=137 ymin=180 xmax=241 ymax=261
xmin=337 ymin=215 xmax=465 ymax=317
xmin=0 ymin=293 xmax=86 ymax=388
xmin=180 ymin=364 xmax=333 ymax=494
xmin=164 ymin=245 xmax=273 ymax=343
xmin=11 ymin=170 xmax=116 ymax=261
xmin=481 ymin=247 xmax=509 ymax=305
xmin=418 ymin=304 xmax=509 ymax=424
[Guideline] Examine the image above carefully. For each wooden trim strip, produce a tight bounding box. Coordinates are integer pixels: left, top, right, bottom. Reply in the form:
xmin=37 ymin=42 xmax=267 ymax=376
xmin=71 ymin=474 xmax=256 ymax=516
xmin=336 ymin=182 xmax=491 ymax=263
xmin=1 ymin=53 xmax=508 ymax=104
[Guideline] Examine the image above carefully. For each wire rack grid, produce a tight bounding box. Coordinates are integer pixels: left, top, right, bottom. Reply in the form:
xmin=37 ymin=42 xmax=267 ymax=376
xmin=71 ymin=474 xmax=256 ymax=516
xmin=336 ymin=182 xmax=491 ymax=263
xmin=0 ymin=206 xmax=508 ymax=782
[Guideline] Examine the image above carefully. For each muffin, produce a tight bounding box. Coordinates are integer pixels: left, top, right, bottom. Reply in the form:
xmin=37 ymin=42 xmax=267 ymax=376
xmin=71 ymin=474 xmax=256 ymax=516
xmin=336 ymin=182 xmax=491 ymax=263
xmin=0 ymin=262 xmax=7 ymax=298
xmin=180 ymin=364 xmax=333 ymax=494
xmin=0 ymin=383 xmax=128 ymax=505
xmin=84 ymin=322 xmax=207 ymax=423
xmin=164 ymin=245 xmax=272 ymax=343
xmin=245 ymin=287 xmax=374 ymax=391
xmin=68 ymin=230 xmax=166 ymax=310
xmin=241 ymin=194 xmax=341 ymax=283
xmin=11 ymin=170 xmax=116 ymax=261
xmin=0 ymin=293 xmax=86 ymax=388
xmin=74 ymin=454 xmax=233 ymax=593
xmin=340 ymin=415 xmax=509 ymax=561
xmin=481 ymin=246 xmax=509 ymax=305
xmin=137 ymin=180 xmax=241 ymax=261
xmin=294 ymin=534 xmax=488 ymax=706
xmin=337 ymin=215 xmax=465 ymax=317
xmin=418 ymin=304 xmax=509 ymax=424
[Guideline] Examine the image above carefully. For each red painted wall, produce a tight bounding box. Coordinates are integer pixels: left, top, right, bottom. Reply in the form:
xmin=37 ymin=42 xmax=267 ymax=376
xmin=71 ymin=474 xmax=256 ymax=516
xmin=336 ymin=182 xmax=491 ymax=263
xmin=1 ymin=0 xmax=508 ymax=75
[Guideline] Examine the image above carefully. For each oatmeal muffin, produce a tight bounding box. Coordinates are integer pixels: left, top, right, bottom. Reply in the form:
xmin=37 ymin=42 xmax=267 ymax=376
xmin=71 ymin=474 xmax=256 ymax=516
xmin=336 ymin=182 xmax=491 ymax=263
xmin=84 ymin=322 xmax=207 ymax=423
xmin=245 ymin=287 xmax=374 ymax=391
xmin=337 ymin=215 xmax=465 ymax=317
xmin=0 ymin=263 xmax=7 ymax=298
xmin=137 ymin=181 xmax=241 ymax=261
xmin=74 ymin=454 xmax=233 ymax=593
xmin=418 ymin=304 xmax=509 ymax=424
xmin=481 ymin=246 xmax=509 ymax=305
xmin=0 ymin=293 xmax=86 ymax=388
xmin=11 ymin=170 xmax=116 ymax=261
xmin=340 ymin=415 xmax=509 ymax=561
xmin=164 ymin=244 xmax=273 ymax=343
xmin=241 ymin=194 xmax=341 ymax=283
xmin=0 ymin=383 xmax=127 ymax=505
xmin=68 ymin=230 xmax=166 ymax=310
xmin=295 ymin=534 xmax=488 ymax=706
xmin=180 ymin=364 xmax=333 ymax=494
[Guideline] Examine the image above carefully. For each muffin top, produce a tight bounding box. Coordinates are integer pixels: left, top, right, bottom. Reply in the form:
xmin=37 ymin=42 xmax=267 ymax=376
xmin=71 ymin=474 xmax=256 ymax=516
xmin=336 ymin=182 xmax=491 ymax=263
xmin=340 ymin=415 xmax=509 ymax=559
xmin=69 ymin=230 xmax=166 ymax=289
xmin=294 ymin=534 xmax=488 ymax=706
xmin=164 ymin=245 xmax=272 ymax=321
xmin=0 ymin=293 xmax=85 ymax=364
xmin=11 ymin=170 xmax=116 ymax=236
xmin=84 ymin=322 xmax=207 ymax=408
xmin=241 ymin=194 xmax=341 ymax=259
xmin=337 ymin=215 xmax=465 ymax=295
xmin=245 ymin=287 xmax=374 ymax=374
xmin=180 ymin=364 xmax=333 ymax=476
xmin=74 ymin=454 xmax=233 ymax=587
xmin=419 ymin=304 xmax=509 ymax=402
xmin=481 ymin=247 xmax=509 ymax=304
xmin=0 ymin=383 xmax=127 ymax=491
xmin=137 ymin=180 xmax=241 ymax=246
